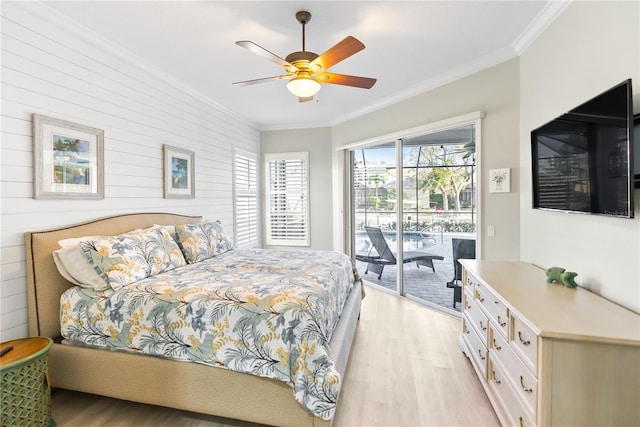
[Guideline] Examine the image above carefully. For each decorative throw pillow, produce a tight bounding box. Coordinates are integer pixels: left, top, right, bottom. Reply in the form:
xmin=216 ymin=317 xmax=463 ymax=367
xmin=82 ymin=226 xmax=188 ymax=291
xmin=82 ymin=231 xmax=151 ymax=291
xmin=153 ymin=224 xmax=179 ymax=244
xmin=144 ymin=226 xmax=187 ymax=276
xmin=175 ymin=221 xmax=233 ymax=264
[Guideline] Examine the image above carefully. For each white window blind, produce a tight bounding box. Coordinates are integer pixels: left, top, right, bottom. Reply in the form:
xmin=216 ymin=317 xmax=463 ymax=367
xmin=234 ymin=149 xmax=258 ymax=248
xmin=265 ymin=152 xmax=310 ymax=246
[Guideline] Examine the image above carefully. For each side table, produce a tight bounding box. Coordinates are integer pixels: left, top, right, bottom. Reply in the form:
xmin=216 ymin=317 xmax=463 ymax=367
xmin=0 ymin=337 xmax=54 ymax=427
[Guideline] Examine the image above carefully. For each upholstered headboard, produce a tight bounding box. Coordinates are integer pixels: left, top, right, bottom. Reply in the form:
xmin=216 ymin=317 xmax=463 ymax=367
xmin=25 ymin=213 xmax=202 ymax=338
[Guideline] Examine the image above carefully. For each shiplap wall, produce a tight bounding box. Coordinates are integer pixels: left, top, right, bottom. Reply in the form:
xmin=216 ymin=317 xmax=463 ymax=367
xmin=0 ymin=2 xmax=260 ymax=341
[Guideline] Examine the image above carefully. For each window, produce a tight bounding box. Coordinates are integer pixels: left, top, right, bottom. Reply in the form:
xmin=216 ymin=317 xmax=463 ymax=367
xmin=265 ymin=152 xmax=310 ymax=246
xmin=234 ymin=149 xmax=258 ymax=248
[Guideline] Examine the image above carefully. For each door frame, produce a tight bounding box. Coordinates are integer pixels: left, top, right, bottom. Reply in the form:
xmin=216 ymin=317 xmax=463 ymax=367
xmin=339 ymin=111 xmax=484 ymax=265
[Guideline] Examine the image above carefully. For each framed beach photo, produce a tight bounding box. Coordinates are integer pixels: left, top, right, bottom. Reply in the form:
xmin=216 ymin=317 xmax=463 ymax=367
xmin=33 ymin=114 xmax=104 ymax=199
xmin=163 ymin=144 xmax=195 ymax=199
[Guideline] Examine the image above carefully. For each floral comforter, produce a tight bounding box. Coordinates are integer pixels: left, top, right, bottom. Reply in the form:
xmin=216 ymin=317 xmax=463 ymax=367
xmin=60 ymin=248 xmax=357 ymax=420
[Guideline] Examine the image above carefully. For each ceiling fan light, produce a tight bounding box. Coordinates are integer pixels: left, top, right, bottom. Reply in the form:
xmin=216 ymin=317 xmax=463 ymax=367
xmin=287 ymin=77 xmax=321 ymax=98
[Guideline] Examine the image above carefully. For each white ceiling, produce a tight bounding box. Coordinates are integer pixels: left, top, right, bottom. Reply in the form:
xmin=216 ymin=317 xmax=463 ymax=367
xmin=45 ymin=1 xmax=568 ymax=131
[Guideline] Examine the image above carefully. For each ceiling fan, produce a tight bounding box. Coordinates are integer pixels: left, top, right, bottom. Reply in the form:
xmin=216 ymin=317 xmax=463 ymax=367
xmin=233 ymin=10 xmax=377 ymax=102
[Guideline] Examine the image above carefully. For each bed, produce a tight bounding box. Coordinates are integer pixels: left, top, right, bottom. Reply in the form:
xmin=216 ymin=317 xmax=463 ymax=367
xmin=25 ymin=213 xmax=362 ymax=427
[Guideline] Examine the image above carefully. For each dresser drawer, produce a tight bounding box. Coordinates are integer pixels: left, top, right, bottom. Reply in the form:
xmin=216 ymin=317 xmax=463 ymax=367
xmin=475 ymin=282 xmax=509 ymax=338
xmin=465 ymin=290 xmax=489 ymax=344
xmin=491 ymin=326 xmax=538 ymax=414
xmin=462 ymin=315 xmax=487 ymax=378
xmin=465 ymin=271 xmax=480 ymax=291
xmin=488 ymin=353 xmax=536 ymax=427
xmin=510 ymin=315 xmax=538 ymax=374
xmin=463 ymin=286 xmax=473 ymax=309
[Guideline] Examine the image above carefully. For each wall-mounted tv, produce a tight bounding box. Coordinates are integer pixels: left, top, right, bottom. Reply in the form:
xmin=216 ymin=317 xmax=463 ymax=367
xmin=531 ymin=79 xmax=634 ymax=218
xmin=634 ymin=113 xmax=640 ymax=188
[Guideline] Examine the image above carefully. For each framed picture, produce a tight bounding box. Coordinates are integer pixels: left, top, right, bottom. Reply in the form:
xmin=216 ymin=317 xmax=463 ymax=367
xmin=163 ymin=145 xmax=195 ymax=199
xmin=33 ymin=114 xmax=104 ymax=199
xmin=489 ymin=168 xmax=510 ymax=193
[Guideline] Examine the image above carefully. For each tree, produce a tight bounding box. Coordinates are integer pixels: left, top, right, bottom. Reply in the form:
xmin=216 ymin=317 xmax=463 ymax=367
xmin=448 ymin=167 xmax=471 ymax=211
xmin=416 ymin=144 xmax=473 ymax=211
xmin=53 ymin=137 xmax=83 ymax=184
xmin=420 ymin=167 xmax=451 ymax=210
xmin=368 ymin=175 xmax=384 ymax=198
xmin=53 ymin=137 xmax=81 ymax=155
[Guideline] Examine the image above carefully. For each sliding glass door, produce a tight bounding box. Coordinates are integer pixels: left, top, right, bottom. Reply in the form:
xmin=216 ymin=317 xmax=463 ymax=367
xmin=401 ymin=127 xmax=476 ymax=312
xmin=352 ymin=142 xmax=398 ymax=293
xmin=351 ymin=123 xmax=478 ymax=314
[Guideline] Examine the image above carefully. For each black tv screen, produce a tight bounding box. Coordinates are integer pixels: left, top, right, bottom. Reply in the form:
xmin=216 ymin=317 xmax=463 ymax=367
xmin=531 ymin=79 xmax=634 ymax=218
xmin=634 ymin=113 xmax=640 ymax=188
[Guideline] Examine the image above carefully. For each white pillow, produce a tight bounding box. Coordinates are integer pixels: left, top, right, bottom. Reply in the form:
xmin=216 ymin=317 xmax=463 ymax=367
xmin=53 ymin=236 xmax=110 ymax=291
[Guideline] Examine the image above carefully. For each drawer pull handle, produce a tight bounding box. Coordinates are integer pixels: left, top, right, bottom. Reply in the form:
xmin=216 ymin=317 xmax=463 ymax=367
xmin=494 ymin=300 xmax=499 ymax=305
xmin=491 ymin=370 xmax=501 ymax=385
xmin=518 ymin=331 xmax=531 ymax=346
xmin=519 ymin=416 xmax=524 ymax=427
xmin=497 ymin=315 xmax=506 ymax=327
xmin=480 ymin=320 xmax=487 ymax=331
xmin=520 ymin=376 xmax=533 ymax=393
xmin=478 ymin=296 xmax=485 ymax=303
xmin=464 ymin=326 xmax=470 ymax=334
xmin=493 ymin=339 xmax=501 ymax=350
xmin=478 ymin=349 xmax=485 ymax=361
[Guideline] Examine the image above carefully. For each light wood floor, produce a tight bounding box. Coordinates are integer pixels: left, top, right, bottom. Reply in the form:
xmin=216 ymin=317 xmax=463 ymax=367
xmin=51 ymin=285 xmax=499 ymax=426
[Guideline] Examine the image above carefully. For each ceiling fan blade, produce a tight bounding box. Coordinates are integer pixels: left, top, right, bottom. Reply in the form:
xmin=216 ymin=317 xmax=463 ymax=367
xmin=316 ymin=72 xmax=376 ymax=89
xmin=236 ymin=41 xmax=293 ymax=69
xmin=310 ymin=36 xmax=365 ymax=71
xmin=232 ymin=74 xmax=292 ymax=86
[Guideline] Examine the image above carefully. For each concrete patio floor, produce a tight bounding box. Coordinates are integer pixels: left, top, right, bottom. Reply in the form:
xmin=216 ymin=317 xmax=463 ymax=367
xmin=355 ymin=233 xmax=475 ymax=315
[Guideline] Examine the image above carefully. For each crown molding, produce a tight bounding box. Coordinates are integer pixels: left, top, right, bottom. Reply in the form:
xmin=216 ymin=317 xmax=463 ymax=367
xmin=11 ymin=1 xmax=260 ymax=131
xmin=271 ymin=44 xmax=516 ymax=131
xmin=329 ymin=45 xmax=517 ymax=128
xmin=9 ymin=1 xmax=573 ymax=133
xmin=328 ymin=0 xmax=572 ymax=129
xmin=512 ymin=0 xmax=572 ymax=54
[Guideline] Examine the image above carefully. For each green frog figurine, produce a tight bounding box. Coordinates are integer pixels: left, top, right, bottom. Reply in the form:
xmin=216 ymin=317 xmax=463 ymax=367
xmin=545 ymin=266 xmax=578 ymax=289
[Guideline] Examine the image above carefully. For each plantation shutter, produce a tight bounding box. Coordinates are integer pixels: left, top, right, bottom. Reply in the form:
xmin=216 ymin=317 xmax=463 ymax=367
xmin=234 ymin=149 xmax=259 ymax=248
xmin=265 ymin=152 xmax=310 ymax=246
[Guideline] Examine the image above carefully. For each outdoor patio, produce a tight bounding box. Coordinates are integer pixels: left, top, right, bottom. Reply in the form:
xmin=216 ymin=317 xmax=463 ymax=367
xmin=355 ymin=232 xmax=475 ymax=314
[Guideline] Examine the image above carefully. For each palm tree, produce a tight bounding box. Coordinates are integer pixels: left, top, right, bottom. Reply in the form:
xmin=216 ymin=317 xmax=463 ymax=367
xmin=53 ymin=137 xmax=82 ymax=184
xmin=53 ymin=137 xmax=81 ymax=155
xmin=368 ymin=174 xmax=384 ymax=198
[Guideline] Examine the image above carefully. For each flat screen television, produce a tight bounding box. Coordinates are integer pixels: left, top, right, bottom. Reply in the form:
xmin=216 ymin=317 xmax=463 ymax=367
xmin=531 ymin=79 xmax=634 ymax=218
xmin=634 ymin=113 xmax=640 ymax=188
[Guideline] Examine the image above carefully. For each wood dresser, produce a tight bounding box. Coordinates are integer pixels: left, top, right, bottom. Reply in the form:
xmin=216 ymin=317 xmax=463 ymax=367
xmin=458 ymin=260 xmax=640 ymax=426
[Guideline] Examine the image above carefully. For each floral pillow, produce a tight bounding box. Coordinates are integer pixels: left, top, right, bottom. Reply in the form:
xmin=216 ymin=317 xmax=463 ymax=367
xmin=175 ymin=221 xmax=233 ymax=264
xmin=143 ymin=226 xmax=187 ymax=275
xmin=82 ymin=227 xmax=186 ymax=291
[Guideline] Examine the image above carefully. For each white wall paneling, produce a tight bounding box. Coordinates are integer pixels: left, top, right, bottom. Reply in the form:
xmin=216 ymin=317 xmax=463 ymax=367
xmin=0 ymin=2 xmax=260 ymax=340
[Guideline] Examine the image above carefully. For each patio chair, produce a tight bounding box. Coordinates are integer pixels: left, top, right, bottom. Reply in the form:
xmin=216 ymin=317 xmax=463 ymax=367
xmin=356 ymin=226 xmax=444 ymax=279
xmin=446 ymin=238 xmax=476 ymax=308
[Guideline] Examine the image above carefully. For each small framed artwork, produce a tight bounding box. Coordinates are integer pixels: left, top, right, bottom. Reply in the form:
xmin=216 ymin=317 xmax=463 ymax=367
xmin=33 ymin=114 xmax=104 ymax=199
xmin=163 ymin=144 xmax=195 ymax=199
xmin=489 ymin=168 xmax=510 ymax=193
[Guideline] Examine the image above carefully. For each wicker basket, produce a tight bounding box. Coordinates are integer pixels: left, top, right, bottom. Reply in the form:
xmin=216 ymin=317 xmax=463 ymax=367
xmin=1 ymin=338 xmax=53 ymax=427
